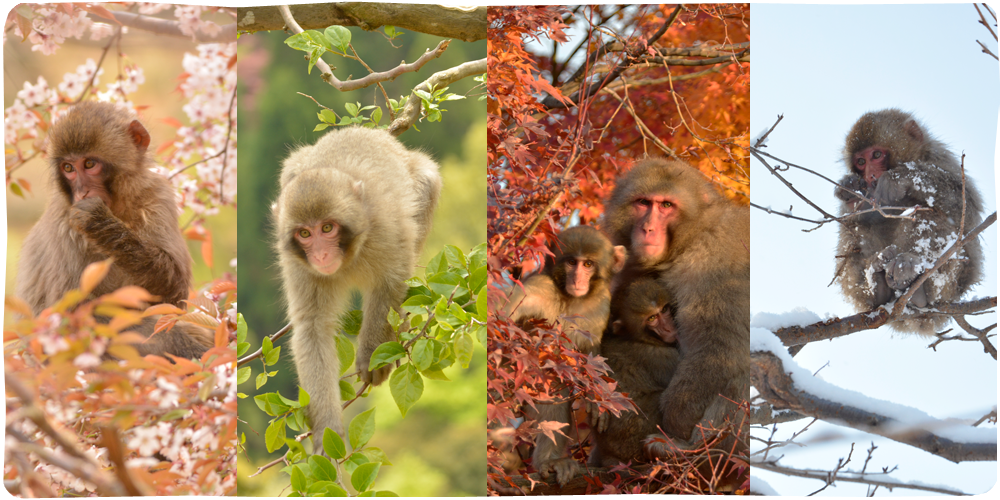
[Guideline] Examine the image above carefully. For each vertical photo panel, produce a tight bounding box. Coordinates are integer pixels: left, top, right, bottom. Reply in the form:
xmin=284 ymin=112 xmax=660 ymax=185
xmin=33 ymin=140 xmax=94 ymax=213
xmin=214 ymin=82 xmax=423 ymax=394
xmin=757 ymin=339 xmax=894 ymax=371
xmin=486 ymin=4 xmax=750 ymax=495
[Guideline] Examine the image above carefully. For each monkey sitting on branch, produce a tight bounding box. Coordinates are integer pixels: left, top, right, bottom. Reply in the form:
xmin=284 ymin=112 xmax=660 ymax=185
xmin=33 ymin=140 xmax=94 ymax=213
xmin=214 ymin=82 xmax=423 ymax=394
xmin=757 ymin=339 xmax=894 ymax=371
xmin=834 ymin=109 xmax=984 ymax=335
xmin=501 ymin=225 xmax=626 ymax=486
xmin=272 ymin=126 xmax=441 ymax=451
xmin=15 ymin=101 xmax=213 ymax=359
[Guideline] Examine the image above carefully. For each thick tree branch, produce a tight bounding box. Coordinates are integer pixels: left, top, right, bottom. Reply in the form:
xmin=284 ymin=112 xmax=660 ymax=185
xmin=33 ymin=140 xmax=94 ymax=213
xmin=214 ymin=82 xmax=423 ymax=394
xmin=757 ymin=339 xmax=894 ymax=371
xmin=96 ymin=12 xmax=235 ymax=42
xmin=236 ymin=4 xmax=486 ymax=42
xmin=751 ymin=350 xmax=997 ymax=463
xmin=387 ymin=57 xmax=487 ymax=136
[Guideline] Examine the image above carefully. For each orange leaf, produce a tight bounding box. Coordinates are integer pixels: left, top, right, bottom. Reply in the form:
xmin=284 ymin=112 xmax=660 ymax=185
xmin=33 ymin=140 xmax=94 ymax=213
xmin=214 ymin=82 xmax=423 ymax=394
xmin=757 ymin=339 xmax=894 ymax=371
xmin=4 ymin=330 xmax=22 ymax=342
xmin=4 ymin=295 xmax=33 ymax=317
xmin=209 ymin=281 xmax=237 ymax=295
xmin=183 ymin=226 xmax=206 ymax=241
xmin=80 ymin=259 xmax=113 ymax=295
xmin=16 ymin=178 xmax=31 ymax=193
xmin=160 ymin=117 xmax=183 ymax=128
xmin=215 ymin=321 xmax=228 ymax=347
xmin=201 ymin=229 xmax=214 ymax=269
xmin=156 ymin=140 xmax=175 ymax=156
xmin=102 ymin=286 xmax=154 ymax=308
xmin=153 ymin=316 xmax=178 ymax=336
xmin=179 ymin=312 xmax=220 ymax=329
xmin=79 ymin=4 xmax=119 ymax=23
xmin=108 ymin=311 xmax=143 ymax=332
xmin=143 ymin=303 xmax=185 ymax=317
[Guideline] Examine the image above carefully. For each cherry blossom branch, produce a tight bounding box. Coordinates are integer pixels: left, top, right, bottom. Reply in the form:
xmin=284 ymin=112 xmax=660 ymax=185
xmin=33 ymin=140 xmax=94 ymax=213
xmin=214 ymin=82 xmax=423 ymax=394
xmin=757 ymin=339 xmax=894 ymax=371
xmin=95 ymin=11 xmax=235 ymax=42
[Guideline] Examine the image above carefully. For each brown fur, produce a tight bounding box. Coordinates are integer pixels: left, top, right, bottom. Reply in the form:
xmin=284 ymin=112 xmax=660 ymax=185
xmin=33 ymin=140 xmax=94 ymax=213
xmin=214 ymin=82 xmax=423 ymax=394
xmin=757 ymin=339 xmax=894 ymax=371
xmin=502 ymin=225 xmax=626 ymax=486
xmin=15 ymin=101 xmax=209 ymax=359
xmin=835 ymin=109 xmax=984 ymax=335
xmin=273 ymin=127 xmax=441 ymax=448
xmin=603 ymin=158 xmax=749 ymax=458
xmin=590 ymin=278 xmax=680 ymax=467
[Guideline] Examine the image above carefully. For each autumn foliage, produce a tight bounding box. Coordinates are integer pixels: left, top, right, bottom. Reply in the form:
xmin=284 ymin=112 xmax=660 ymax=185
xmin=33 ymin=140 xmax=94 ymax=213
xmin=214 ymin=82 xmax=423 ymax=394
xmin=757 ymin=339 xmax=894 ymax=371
xmin=487 ymin=4 xmax=750 ymax=494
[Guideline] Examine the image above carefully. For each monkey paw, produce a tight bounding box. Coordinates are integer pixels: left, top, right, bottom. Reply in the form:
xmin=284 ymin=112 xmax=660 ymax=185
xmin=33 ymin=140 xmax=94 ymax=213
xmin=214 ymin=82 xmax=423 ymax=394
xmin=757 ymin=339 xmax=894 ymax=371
xmin=585 ymin=401 xmax=610 ymax=433
xmin=834 ymin=174 xmax=868 ymax=204
xmin=872 ymin=171 xmax=912 ymax=206
xmin=536 ymin=458 xmax=582 ymax=487
xmin=884 ymin=251 xmax=922 ymax=290
xmin=357 ymin=359 xmax=392 ymax=387
xmin=68 ymin=197 xmax=111 ymax=233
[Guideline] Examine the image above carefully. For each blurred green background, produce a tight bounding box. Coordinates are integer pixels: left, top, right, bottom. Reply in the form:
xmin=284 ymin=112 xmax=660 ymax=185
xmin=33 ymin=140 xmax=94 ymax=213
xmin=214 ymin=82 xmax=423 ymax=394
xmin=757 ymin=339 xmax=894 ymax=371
xmin=235 ymin=27 xmax=486 ymax=496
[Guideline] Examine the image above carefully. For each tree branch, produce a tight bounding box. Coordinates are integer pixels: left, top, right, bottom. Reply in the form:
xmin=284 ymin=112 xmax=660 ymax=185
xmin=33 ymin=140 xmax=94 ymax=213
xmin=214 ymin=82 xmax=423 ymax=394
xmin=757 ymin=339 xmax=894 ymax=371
xmin=387 ymin=57 xmax=486 ymax=136
xmin=236 ymin=4 xmax=486 ymax=42
xmin=98 ymin=12 xmax=236 ymax=42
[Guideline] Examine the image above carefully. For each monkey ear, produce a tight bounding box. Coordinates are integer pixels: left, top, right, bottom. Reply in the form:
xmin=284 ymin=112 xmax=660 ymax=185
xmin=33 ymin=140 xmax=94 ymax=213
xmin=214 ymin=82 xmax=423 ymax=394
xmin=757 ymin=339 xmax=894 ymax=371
xmin=611 ymin=245 xmax=627 ymax=273
xmin=128 ymin=120 xmax=151 ymax=153
xmin=353 ymin=180 xmax=364 ymax=197
xmin=903 ymin=119 xmax=924 ymax=143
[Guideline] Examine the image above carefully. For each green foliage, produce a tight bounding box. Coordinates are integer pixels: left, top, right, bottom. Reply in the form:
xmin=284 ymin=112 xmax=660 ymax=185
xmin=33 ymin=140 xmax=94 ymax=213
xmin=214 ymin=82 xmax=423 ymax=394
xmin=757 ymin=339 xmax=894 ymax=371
xmin=414 ymin=85 xmax=466 ymax=123
xmin=241 ymin=243 xmax=486 ymax=495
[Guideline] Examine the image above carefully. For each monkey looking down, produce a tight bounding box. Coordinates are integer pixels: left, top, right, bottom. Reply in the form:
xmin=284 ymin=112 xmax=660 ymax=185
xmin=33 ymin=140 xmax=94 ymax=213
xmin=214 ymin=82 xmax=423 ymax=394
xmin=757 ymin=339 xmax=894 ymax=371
xmin=590 ymin=278 xmax=681 ymax=468
xmin=15 ymin=101 xmax=212 ymax=359
xmin=501 ymin=225 xmax=626 ymax=486
xmin=603 ymin=158 xmax=749 ymax=460
xmin=834 ymin=109 xmax=984 ymax=335
xmin=273 ymin=126 xmax=441 ymax=450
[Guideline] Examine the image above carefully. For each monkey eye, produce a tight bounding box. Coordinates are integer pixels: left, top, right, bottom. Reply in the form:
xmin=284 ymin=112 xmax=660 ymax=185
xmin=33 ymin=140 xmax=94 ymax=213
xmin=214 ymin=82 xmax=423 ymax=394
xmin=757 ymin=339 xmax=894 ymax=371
xmin=661 ymin=201 xmax=673 ymax=208
xmin=647 ymin=315 xmax=657 ymax=323
xmin=298 ymin=229 xmax=311 ymax=238
xmin=84 ymin=159 xmax=96 ymax=169
xmin=583 ymin=260 xmax=594 ymax=268
xmin=856 ymin=158 xmax=866 ymax=167
xmin=872 ymin=150 xmax=882 ymax=159
xmin=637 ymin=199 xmax=652 ymax=207
xmin=61 ymin=163 xmax=73 ymax=173
xmin=322 ymin=223 xmax=334 ymax=233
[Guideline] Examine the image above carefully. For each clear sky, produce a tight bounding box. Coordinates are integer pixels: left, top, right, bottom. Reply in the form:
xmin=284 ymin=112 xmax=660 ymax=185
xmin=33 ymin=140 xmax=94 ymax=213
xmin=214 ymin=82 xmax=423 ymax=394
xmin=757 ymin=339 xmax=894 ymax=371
xmin=751 ymin=3 xmax=999 ymax=495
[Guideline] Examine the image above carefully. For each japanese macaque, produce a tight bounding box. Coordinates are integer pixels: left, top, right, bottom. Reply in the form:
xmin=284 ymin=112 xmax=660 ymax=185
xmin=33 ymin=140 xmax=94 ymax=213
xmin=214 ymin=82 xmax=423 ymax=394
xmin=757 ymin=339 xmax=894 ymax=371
xmin=502 ymin=225 xmax=626 ymax=486
xmin=604 ymin=158 xmax=749 ymax=459
xmin=274 ymin=127 xmax=441 ymax=449
xmin=15 ymin=101 xmax=212 ymax=359
xmin=589 ymin=278 xmax=681 ymax=467
xmin=834 ymin=109 xmax=984 ymax=335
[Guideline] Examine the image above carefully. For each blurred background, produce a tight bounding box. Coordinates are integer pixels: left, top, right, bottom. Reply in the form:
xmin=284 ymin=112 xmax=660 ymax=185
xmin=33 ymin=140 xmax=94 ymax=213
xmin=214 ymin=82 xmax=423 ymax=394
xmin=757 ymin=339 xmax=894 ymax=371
xmin=235 ymin=26 xmax=486 ymax=496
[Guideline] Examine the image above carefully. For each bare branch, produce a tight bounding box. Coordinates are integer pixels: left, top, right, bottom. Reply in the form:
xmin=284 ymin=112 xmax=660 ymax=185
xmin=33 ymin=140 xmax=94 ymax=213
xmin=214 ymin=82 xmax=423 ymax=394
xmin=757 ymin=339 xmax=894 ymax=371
xmin=236 ymin=4 xmax=486 ymax=42
xmin=236 ymin=323 xmax=292 ymax=367
xmin=753 ymin=459 xmax=967 ymax=495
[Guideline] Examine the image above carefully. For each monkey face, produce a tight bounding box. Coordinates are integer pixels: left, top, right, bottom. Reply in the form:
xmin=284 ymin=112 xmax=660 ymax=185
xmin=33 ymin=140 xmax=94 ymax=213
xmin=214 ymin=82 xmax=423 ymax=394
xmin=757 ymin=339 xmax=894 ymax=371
xmin=645 ymin=307 xmax=677 ymax=344
xmin=852 ymin=146 xmax=890 ymax=188
xmin=629 ymin=195 xmax=678 ymax=262
xmin=59 ymin=156 xmax=114 ymax=208
xmin=293 ymin=220 xmax=345 ymax=275
xmin=560 ymin=256 xmax=596 ymax=297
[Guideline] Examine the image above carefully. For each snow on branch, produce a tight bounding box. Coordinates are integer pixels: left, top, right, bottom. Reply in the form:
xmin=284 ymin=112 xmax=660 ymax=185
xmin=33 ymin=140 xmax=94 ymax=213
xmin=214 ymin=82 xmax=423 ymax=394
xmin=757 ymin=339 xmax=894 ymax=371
xmin=750 ymin=328 xmax=997 ymax=463
xmin=236 ymin=4 xmax=486 ymax=42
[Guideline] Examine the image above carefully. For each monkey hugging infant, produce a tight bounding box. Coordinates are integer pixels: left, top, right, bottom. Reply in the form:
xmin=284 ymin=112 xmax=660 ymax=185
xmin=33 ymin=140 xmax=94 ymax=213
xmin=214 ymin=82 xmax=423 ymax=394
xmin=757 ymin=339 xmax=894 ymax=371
xmin=500 ymin=158 xmax=751 ymax=487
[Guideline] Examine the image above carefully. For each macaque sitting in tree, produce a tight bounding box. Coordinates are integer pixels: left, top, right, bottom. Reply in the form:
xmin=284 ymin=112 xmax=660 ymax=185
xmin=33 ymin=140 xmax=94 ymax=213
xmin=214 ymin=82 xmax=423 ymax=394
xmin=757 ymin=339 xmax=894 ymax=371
xmin=834 ymin=108 xmax=984 ymax=335
xmin=15 ymin=101 xmax=212 ymax=359
xmin=589 ymin=278 xmax=681 ymax=467
xmin=502 ymin=225 xmax=626 ymax=486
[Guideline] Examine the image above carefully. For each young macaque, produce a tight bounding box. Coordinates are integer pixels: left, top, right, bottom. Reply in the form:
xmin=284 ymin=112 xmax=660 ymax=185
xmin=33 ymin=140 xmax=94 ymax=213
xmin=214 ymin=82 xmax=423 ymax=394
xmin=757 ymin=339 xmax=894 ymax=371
xmin=273 ymin=126 xmax=441 ymax=450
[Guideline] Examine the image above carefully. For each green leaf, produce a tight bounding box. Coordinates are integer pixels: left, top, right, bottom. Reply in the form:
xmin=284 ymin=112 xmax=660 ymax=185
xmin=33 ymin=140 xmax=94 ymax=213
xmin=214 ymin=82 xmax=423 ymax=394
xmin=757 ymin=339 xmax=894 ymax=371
xmin=384 ymin=25 xmax=396 ymax=37
xmin=324 ymin=25 xmax=351 ymax=52
xmin=426 ymin=272 xmax=463 ymax=296
xmin=455 ymin=333 xmax=474 ymax=369
xmin=468 ymin=266 xmax=487 ymax=295
xmin=349 ymin=407 xmax=376 ymax=449
xmin=264 ymin=419 xmax=286 ymax=453
xmin=368 ymin=342 xmax=405 ymax=371
xmin=414 ymin=89 xmax=433 ymax=102
xmin=323 ymin=428 xmax=347 ymax=459
xmin=469 ymin=243 xmax=487 ymax=270
xmin=255 ymin=372 xmax=268 ymax=389
xmin=360 ymin=447 xmax=392 ymax=466
xmin=476 ymin=284 xmax=488 ymax=321
xmin=287 ymin=438 xmax=307 ymax=463
xmin=420 ymin=368 xmax=450 ymax=381
xmin=344 ymin=453 xmax=369 ymax=476
xmin=389 ymin=364 xmax=423 ymax=417
xmin=375 ymin=492 xmax=399 ymax=497
xmin=443 ymin=245 xmax=467 ymax=268
xmin=290 ymin=463 xmax=307 ymax=493
xmin=160 ymin=409 xmax=190 ymax=421
xmin=340 ymin=379 xmax=355 ymax=400
xmin=237 ymin=314 xmax=247 ymax=343
xmin=371 ymin=107 xmax=382 ymax=124
xmin=298 ymin=386 xmax=310 ymax=408
xmin=474 ymin=324 xmax=486 ymax=347
xmin=401 ymin=295 xmax=434 ymax=315
xmin=334 ymin=335 xmax=355 ymax=376
xmin=264 ymin=345 xmax=281 ymax=366
xmin=313 ymin=123 xmax=329 ymax=132
xmin=309 ymin=454 xmax=337 ymax=482
xmin=320 ymin=109 xmax=338 ymax=124
xmin=351 ymin=462 xmax=381 ymax=493
xmin=262 ymin=337 xmax=273 ymax=355
xmin=237 ymin=366 xmax=251 ymax=385
xmin=425 ymin=251 xmax=446 ymax=277
xmin=345 ymin=102 xmax=359 ymax=117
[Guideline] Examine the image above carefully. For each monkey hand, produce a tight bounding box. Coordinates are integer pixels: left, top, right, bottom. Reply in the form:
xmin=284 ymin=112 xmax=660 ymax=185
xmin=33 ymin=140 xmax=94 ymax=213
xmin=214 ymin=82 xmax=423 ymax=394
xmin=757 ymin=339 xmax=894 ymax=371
xmin=535 ymin=457 xmax=582 ymax=487
xmin=356 ymin=351 xmax=393 ymax=387
xmin=834 ymin=174 xmax=869 ymax=210
xmin=872 ymin=170 xmax=912 ymax=206
xmin=69 ymin=197 xmax=115 ymax=236
xmin=884 ymin=250 xmax=923 ymax=291
xmin=585 ymin=401 xmax=610 ymax=433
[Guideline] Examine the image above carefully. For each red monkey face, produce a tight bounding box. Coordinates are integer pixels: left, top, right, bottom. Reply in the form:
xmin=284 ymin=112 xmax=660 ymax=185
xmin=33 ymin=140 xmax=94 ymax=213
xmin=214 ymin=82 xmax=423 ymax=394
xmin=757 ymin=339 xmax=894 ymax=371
xmin=630 ymin=195 xmax=677 ymax=261
xmin=852 ymin=146 xmax=890 ymax=188
xmin=294 ymin=221 xmax=344 ymax=275
xmin=647 ymin=308 xmax=677 ymax=344
xmin=60 ymin=156 xmax=113 ymax=207
xmin=562 ymin=256 xmax=595 ymax=297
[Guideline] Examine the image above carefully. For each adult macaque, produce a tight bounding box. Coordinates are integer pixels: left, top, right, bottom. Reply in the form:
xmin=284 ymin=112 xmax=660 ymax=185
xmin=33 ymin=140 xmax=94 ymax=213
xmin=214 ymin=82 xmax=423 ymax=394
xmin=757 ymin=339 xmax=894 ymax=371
xmin=273 ymin=127 xmax=441 ymax=448
xmin=589 ymin=278 xmax=680 ymax=467
xmin=15 ymin=102 xmax=211 ymax=359
xmin=502 ymin=225 xmax=626 ymax=486
xmin=834 ymin=109 xmax=984 ymax=335
xmin=604 ymin=158 xmax=750 ymax=458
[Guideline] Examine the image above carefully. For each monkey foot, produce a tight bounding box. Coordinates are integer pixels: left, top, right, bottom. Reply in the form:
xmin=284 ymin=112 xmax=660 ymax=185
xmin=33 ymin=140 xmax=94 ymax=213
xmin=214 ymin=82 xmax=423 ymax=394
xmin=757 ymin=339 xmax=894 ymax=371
xmin=536 ymin=458 xmax=582 ymax=487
